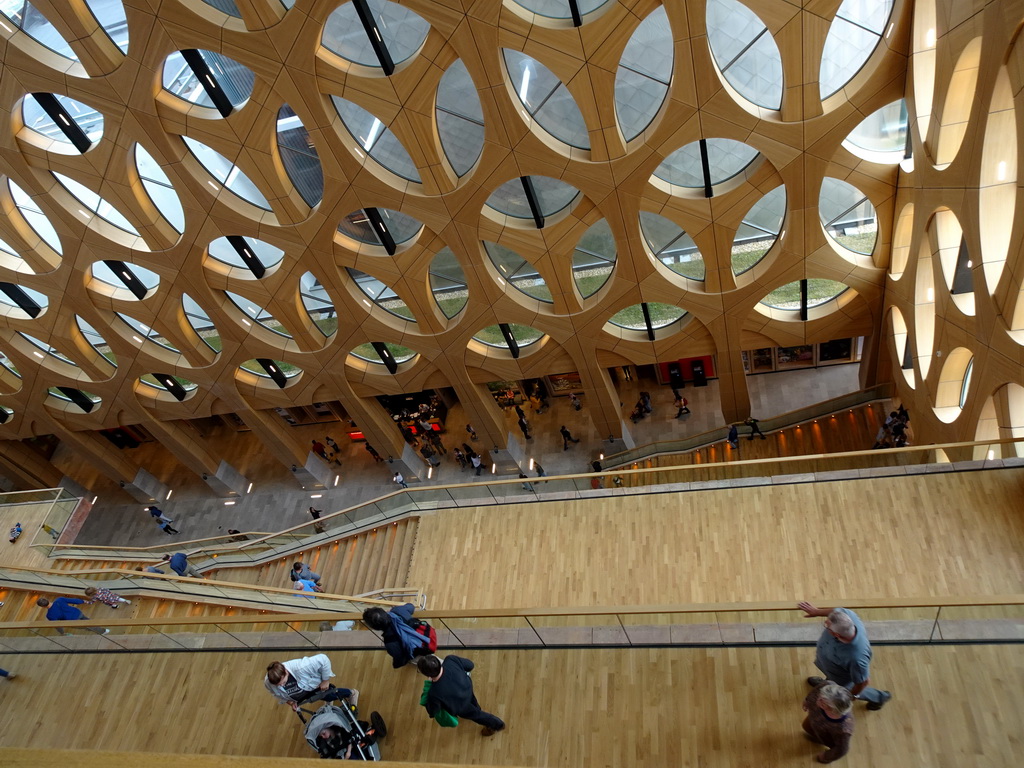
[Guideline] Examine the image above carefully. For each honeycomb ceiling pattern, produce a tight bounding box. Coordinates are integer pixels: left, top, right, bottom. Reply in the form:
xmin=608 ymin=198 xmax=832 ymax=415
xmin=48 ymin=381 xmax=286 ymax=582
xmin=0 ymin=0 xmax=1000 ymax=448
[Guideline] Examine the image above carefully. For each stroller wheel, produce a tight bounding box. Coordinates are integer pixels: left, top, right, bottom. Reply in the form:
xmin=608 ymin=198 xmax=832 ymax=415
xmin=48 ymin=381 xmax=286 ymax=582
xmin=370 ymin=711 xmax=387 ymax=739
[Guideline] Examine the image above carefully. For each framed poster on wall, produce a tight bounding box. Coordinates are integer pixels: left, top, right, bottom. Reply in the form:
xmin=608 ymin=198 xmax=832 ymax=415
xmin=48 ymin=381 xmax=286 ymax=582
xmin=776 ymin=344 xmax=815 ymax=369
xmin=546 ymin=371 xmax=582 ymax=394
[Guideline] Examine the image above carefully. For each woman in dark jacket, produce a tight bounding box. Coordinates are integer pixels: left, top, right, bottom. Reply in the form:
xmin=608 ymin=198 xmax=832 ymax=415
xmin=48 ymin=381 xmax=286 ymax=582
xmin=363 ymin=604 xmax=430 ymax=668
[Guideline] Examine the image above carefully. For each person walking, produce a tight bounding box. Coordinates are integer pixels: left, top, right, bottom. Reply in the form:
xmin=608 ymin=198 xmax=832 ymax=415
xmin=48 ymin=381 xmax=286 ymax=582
xmin=802 ymin=680 xmax=855 ymax=763
xmin=324 ymin=436 xmax=343 ymax=465
xmin=519 ymin=473 xmax=535 ymax=492
xmin=559 ymin=425 xmax=580 ymax=450
xmin=147 ymin=506 xmax=173 ymax=524
xmin=156 ymin=519 xmax=179 ymax=535
xmin=798 ymin=602 xmax=891 ymax=711
xmin=517 ymin=416 xmax=532 ymax=441
xmin=727 ymin=424 xmax=739 ymax=449
xmin=161 ymin=552 xmax=202 ymax=579
xmin=470 ymin=453 xmax=483 ymax=476
xmin=466 ymin=423 xmax=478 ymax=441
xmin=362 ymin=604 xmax=434 ymax=668
xmin=534 ymin=463 xmax=547 ymax=478
xmin=84 ymin=586 xmax=132 ymax=609
xmin=417 ymin=654 xmax=505 ymax=736
xmin=36 ymin=596 xmax=108 ymax=635
xmin=453 ymin=448 xmax=467 ymax=470
xmin=674 ymin=393 xmax=690 ymax=418
xmin=569 ymin=392 xmax=582 ymax=411
xmin=309 ymin=506 xmax=327 ymax=534
xmin=41 ymin=523 xmax=60 ymax=542
xmin=745 ymin=416 xmax=766 ymax=440
xmin=264 ymin=655 xmax=357 ymax=711
xmin=392 ymin=471 xmax=408 ymax=489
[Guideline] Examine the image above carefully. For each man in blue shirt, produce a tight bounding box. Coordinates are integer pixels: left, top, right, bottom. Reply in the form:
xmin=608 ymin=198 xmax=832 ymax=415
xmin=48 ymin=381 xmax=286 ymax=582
xmin=798 ymin=601 xmax=891 ymax=710
xmin=161 ymin=552 xmax=202 ymax=578
xmin=36 ymin=596 xmax=108 ymax=636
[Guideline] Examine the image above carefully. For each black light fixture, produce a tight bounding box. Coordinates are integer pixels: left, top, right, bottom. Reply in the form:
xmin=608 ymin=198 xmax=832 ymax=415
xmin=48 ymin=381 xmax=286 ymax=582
xmin=180 ymin=49 xmax=234 ymax=118
xmin=30 ymin=93 xmax=93 ymax=153
xmin=520 ymin=176 xmax=546 ymax=229
xmin=152 ymin=373 xmax=187 ymax=401
xmin=640 ymin=302 xmax=656 ymax=341
xmin=256 ymin=358 xmax=288 ymax=388
xmin=365 ymin=208 xmax=397 ymax=255
xmin=102 ymin=260 xmax=148 ymax=300
xmin=352 ymin=0 xmax=396 ymax=76
xmin=0 ymin=283 xmax=42 ymax=318
xmin=225 ymin=235 xmax=266 ymax=279
xmin=370 ymin=341 xmax=398 ymax=374
xmin=55 ymin=386 xmax=95 ymax=413
xmin=799 ymin=279 xmax=809 ymax=322
xmin=498 ymin=323 xmax=520 ymax=359
xmin=698 ymin=139 xmax=713 ymax=199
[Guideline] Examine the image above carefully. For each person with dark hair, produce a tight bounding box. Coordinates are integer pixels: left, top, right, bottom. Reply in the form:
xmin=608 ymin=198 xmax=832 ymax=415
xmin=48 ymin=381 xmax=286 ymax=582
xmin=156 ymin=519 xmax=179 ymax=535
xmin=226 ymin=529 xmax=249 ymax=542
xmin=308 ymin=506 xmax=327 ymax=534
xmin=534 ymin=463 xmax=547 ymax=478
xmin=470 ymin=453 xmax=483 ymax=476
xmin=36 ymin=596 xmax=108 ymax=635
xmin=559 ymin=425 xmax=580 ymax=450
xmin=417 ymin=654 xmax=505 ymax=736
xmin=161 ymin=552 xmax=202 ymax=579
xmin=745 ymin=416 xmax=766 ymax=440
xmin=453 ymin=448 xmax=467 ymax=470
xmin=727 ymin=424 xmax=739 ymax=449
xmin=363 ymin=603 xmax=432 ymax=668
xmin=466 ymin=423 xmax=478 ymax=441
xmin=264 ymin=654 xmax=356 ymax=711
xmin=290 ymin=561 xmax=321 ymax=585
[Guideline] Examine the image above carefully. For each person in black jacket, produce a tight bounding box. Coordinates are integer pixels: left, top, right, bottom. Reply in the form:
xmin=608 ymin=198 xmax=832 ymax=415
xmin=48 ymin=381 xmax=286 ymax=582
xmin=417 ymin=654 xmax=505 ymax=736
xmin=363 ymin=604 xmax=430 ymax=668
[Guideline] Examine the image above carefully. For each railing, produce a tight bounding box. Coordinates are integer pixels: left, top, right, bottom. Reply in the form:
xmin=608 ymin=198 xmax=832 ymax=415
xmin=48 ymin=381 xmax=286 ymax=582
xmin=36 ymin=435 xmax=1024 ymax=571
xmin=0 ymin=595 xmax=1018 ymax=654
xmin=602 ymin=383 xmax=892 ymax=466
xmin=0 ymin=563 xmax=421 ymax=615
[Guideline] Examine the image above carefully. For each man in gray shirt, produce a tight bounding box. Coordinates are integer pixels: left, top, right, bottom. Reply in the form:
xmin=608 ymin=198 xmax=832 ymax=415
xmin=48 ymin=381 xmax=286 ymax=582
xmin=798 ymin=602 xmax=891 ymax=710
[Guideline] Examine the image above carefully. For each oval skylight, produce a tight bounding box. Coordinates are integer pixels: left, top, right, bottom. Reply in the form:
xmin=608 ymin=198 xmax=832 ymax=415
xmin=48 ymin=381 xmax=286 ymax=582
xmin=843 ymin=100 xmax=908 ymax=163
xmin=429 ymin=247 xmax=468 ymax=318
xmin=820 ymin=0 xmax=894 ymax=100
xmin=511 ymin=0 xmax=609 ymax=19
xmin=162 ymin=50 xmax=254 ymax=111
xmin=436 ymin=60 xmax=485 ymax=176
xmin=573 ymin=220 xmax=616 ymax=297
xmin=615 ymin=7 xmax=672 ymax=141
xmin=207 ymin=235 xmax=284 ymax=277
xmin=300 ymin=271 xmax=338 ymax=335
xmin=819 ymin=178 xmax=877 ymax=256
xmin=347 ymin=268 xmax=415 ymax=320
xmin=200 ymin=0 xmax=241 ymax=16
xmin=332 ymin=96 xmax=420 ymax=182
xmin=76 ymin=316 xmax=115 ymax=363
xmin=761 ymin=279 xmax=848 ymax=310
xmin=609 ymin=303 xmax=686 ymax=330
xmin=225 ymin=291 xmax=291 ymax=337
xmin=139 ymin=373 xmax=198 ymax=400
xmin=0 ymin=2 xmax=76 ymax=59
xmin=640 ymin=212 xmax=705 ymax=281
xmin=53 ymin=173 xmax=138 ymax=234
xmin=706 ymin=0 xmax=783 ymax=110
xmin=0 ymin=236 xmax=32 ymax=274
xmin=0 ymin=283 xmax=47 ymax=319
xmin=0 ymin=349 xmax=21 ymax=378
xmin=732 ymin=186 xmax=786 ymax=275
xmin=22 ymin=93 xmax=103 ymax=150
xmin=90 ymin=261 xmax=160 ymax=299
xmin=183 ymin=294 xmax=220 ymax=352
xmin=654 ymin=139 xmax=760 ymax=189
xmin=485 ymin=176 xmax=580 ymax=221
xmin=277 ymin=105 xmax=323 ymax=207
xmin=117 ymin=313 xmax=180 ymax=352
xmin=183 ymin=137 xmax=270 ymax=210
xmin=351 ymin=342 xmax=416 ymax=364
xmin=503 ymin=49 xmax=590 ymax=149
xmin=484 ymin=241 xmax=551 ymax=302
xmin=322 ymin=0 xmax=430 ymax=70
xmin=135 ymin=145 xmax=185 ymax=232
xmin=19 ymin=332 xmax=76 ymax=365
xmin=241 ymin=358 xmax=302 ymax=378
xmin=85 ymin=0 xmax=129 ymax=53
xmin=8 ymin=180 xmax=62 ymax=254
xmin=337 ymin=208 xmax=422 ymax=250
xmin=473 ymin=324 xmax=544 ymax=349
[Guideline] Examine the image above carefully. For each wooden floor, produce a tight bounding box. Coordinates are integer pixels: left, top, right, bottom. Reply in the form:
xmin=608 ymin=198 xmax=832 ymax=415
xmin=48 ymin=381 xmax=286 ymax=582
xmin=408 ymin=468 xmax=1024 ymax=609
xmin=0 ymin=643 xmax=1020 ymax=767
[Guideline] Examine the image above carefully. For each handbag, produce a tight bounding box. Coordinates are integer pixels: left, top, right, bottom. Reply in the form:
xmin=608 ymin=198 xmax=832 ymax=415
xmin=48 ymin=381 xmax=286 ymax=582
xmin=420 ymin=680 xmax=459 ymax=727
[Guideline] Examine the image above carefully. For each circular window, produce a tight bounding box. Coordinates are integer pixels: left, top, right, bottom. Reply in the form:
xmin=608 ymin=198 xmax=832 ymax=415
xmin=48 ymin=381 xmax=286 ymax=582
xmin=503 ymin=49 xmax=590 ymax=149
xmin=616 ymin=6 xmax=673 ymax=140
xmin=350 ymin=342 xmax=416 ymax=364
xmin=301 ymin=272 xmax=338 ymax=335
xmin=429 ymin=247 xmax=468 ymax=318
xmin=485 ymin=176 xmax=580 ymax=222
xmin=183 ymin=137 xmax=270 ymax=210
xmin=819 ymin=178 xmax=877 ymax=257
xmin=819 ymin=0 xmax=894 ymax=100
xmin=22 ymin=93 xmax=103 ymax=151
xmin=332 ymin=96 xmax=420 ymax=182
xmin=640 ymin=212 xmax=704 ymax=281
xmin=0 ymin=2 xmax=76 ymax=60
xmin=207 ymin=235 xmax=283 ymax=277
xmin=162 ymin=50 xmax=254 ymax=111
xmin=0 ymin=283 xmax=47 ymax=319
xmin=609 ymin=302 xmax=686 ymax=330
xmin=322 ymin=0 xmax=429 ymax=70
xmin=760 ymin=279 xmax=848 ymax=310
xmin=225 ymin=292 xmax=291 ymax=338
xmin=135 ymin=145 xmax=185 ymax=233
xmin=346 ymin=268 xmax=415 ymax=321
xmin=706 ymin=0 xmax=783 ymax=110
xmin=573 ymin=220 xmax=616 ymax=297
xmin=436 ymin=60 xmax=485 ymax=176
xmin=484 ymin=241 xmax=551 ymax=302
xmin=732 ymin=186 xmax=785 ymax=275
xmin=338 ymin=208 xmax=422 ymax=251
xmin=843 ymin=100 xmax=908 ymax=164
xmin=473 ymin=324 xmax=543 ymax=349
xmin=277 ymin=105 xmax=324 ymax=207
xmin=654 ymin=139 xmax=759 ymax=189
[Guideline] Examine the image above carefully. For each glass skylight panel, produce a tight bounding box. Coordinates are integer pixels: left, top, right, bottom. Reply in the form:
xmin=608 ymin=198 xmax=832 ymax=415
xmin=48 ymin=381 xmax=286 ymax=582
xmin=511 ymin=0 xmax=608 ymax=18
xmin=640 ymin=212 xmax=705 ymax=281
xmin=135 ymin=145 xmax=185 ymax=232
xmin=732 ymin=186 xmax=786 ymax=274
xmin=572 ymin=220 xmax=616 ymax=297
xmin=0 ymin=2 xmax=77 ymax=59
xmin=436 ymin=60 xmax=485 ymax=176
xmin=183 ymin=293 xmax=220 ymax=351
xmin=200 ymin=0 xmax=241 ymax=16
xmin=654 ymin=139 xmax=759 ymax=188
xmin=75 ymin=315 xmax=115 ymax=363
xmin=503 ymin=49 xmax=590 ymax=149
xmin=22 ymin=93 xmax=103 ymax=146
xmin=819 ymin=177 xmax=878 ymax=255
xmin=0 ymin=282 xmax=46 ymax=317
xmin=615 ymin=7 xmax=672 ymax=141
xmin=706 ymin=0 xmax=783 ymax=109
xmin=819 ymin=0 xmax=894 ymax=99
xmin=485 ymin=176 xmax=579 ymax=219
xmin=761 ymin=279 xmax=848 ymax=309
xmin=277 ymin=105 xmax=323 ymax=206
xmin=183 ymin=137 xmax=271 ymax=210
xmin=163 ymin=50 xmax=254 ymax=110
xmin=473 ymin=324 xmax=543 ymax=349
xmin=0 ymin=349 xmax=20 ymax=377
xmin=19 ymin=332 xmax=75 ymax=364
xmin=843 ymin=100 xmax=908 ymax=161
xmin=484 ymin=241 xmax=552 ymax=302
xmin=116 ymin=313 xmax=179 ymax=351
xmin=429 ymin=247 xmax=468 ymax=318
xmin=609 ymin=303 xmax=685 ymax=330
xmin=53 ymin=173 xmax=138 ymax=234
xmin=300 ymin=271 xmax=338 ymax=335
xmin=84 ymin=0 xmax=129 ymax=53
xmin=8 ymin=180 xmax=61 ymax=254
xmin=350 ymin=343 xmax=416 ymax=364
xmin=337 ymin=208 xmax=422 ymax=247
xmin=91 ymin=261 xmax=159 ymax=294
xmin=322 ymin=0 xmax=429 ymax=70
xmin=332 ymin=97 xmax=420 ymax=182
xmin=225 ymin=291 xmax=291 ymax=337
xmin=346 ymin=268 xmax=414 ymax=320
xmin=208 ymin=235 xmax=283 ymax=273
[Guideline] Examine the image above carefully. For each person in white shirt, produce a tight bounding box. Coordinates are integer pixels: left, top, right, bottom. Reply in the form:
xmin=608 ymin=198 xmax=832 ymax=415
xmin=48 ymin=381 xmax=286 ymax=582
xmin=263 ymin=654 xmax=358 ymax=711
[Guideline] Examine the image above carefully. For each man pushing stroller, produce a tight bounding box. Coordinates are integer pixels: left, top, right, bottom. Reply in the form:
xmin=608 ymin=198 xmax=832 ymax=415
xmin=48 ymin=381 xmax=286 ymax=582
xmin=264 ymin=654 xmax=359 ymax=711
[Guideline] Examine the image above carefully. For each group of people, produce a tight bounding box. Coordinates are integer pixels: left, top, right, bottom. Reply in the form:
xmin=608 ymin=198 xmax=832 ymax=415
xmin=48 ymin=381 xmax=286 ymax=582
xmin=727 ymin=417 xmax=766 ymax=448
xmin=289 ymin=560 xmax=324 ymax=596
xmin=311 ymin=436 xmax=344 ymax=467
xmin=872 ymin=405 xmax=911 ymax=449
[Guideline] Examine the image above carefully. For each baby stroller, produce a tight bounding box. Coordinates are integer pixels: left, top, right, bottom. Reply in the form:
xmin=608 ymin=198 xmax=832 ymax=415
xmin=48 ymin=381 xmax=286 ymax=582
xmin=298 ymin=698 xmax=387 ymax=760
